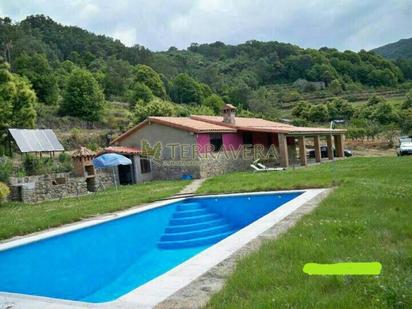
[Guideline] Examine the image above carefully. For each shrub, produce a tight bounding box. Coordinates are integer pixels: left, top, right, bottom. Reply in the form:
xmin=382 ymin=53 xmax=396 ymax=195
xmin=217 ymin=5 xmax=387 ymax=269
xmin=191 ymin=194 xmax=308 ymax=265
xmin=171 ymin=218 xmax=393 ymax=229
xmin=0 ymin=182 xmax=10 ymax=203
xmin=280 ymin=90 xmax=301 ymax=103
xmin=55 ymin=152 xmax=73 ymax=173
xmin=0 ymin=156 xmax=13 ymax=182
xmin=23 ymin=155 xmax=51 ymax=176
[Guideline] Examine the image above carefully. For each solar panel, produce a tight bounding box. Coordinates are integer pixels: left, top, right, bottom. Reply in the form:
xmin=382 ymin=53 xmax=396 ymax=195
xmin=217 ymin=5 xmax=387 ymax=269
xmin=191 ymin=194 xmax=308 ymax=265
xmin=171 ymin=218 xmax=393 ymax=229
xmin=9 ymin=129 xmax=64 ymax=153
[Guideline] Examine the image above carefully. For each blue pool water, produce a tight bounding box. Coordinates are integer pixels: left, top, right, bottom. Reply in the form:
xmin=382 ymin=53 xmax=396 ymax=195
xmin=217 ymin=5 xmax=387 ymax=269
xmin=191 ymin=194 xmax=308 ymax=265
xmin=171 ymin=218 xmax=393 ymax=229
xmin=0 ymin=192 xmax=302 ymax=303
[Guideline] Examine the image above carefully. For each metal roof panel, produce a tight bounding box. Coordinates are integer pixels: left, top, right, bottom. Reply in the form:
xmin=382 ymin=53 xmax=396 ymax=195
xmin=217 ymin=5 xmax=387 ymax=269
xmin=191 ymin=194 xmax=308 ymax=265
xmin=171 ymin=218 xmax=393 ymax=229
xmin=9 ymin=129 xmax=64 ymax=153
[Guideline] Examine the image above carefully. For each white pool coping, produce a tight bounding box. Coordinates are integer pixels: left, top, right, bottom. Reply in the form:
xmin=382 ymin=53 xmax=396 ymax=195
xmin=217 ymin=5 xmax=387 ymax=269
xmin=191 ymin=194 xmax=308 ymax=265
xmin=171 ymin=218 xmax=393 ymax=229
xmin=0 ymin=188 xmax=327 ymax=309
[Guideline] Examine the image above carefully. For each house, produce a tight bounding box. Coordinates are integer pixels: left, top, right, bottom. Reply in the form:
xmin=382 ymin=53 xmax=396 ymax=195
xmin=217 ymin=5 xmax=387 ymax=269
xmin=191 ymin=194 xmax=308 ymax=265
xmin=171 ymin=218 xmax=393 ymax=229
xmin=110 ymin=104 xmax=346 ymax=180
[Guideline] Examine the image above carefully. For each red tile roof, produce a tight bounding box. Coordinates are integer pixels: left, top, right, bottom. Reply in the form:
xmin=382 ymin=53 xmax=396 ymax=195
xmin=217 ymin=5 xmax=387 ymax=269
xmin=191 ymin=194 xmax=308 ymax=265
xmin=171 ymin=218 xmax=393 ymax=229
xmin=100 ymin=146 xmax=142 ymax=155
xmin=111 ymin=114 xmax=345 ymax=144
xmin=191 ymin=115 xmax=295 ymax=133
xmin=191 ymin=115 xmax=345 ymax=134
xmin=149 ymin=117 xmax=237 ymax=133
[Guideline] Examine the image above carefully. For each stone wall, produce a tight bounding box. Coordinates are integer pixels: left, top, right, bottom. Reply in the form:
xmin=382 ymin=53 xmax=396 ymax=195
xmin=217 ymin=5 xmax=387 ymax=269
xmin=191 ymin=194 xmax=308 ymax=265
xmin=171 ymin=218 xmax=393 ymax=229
xmin=152 ymin=160 xmax=201 ymax=180
xmin=93 ymin=168 xmax=118 ymax=191
xmin=198 ymin=151 xmax=255 ymax=178
xmin=9 ymin=173 xmax=88 ymax=203
xmin=8 ymin=170 xmax=116 ymax=203
xmin=150 ymin=147 xmax=284 ymax=180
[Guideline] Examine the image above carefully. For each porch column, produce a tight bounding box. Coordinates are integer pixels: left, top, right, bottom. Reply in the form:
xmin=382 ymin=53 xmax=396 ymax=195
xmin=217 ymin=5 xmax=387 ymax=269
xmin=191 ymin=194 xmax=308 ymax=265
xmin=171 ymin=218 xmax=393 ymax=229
xmin=278 ymin=133 xmax=289 ymax=168
xmin=298 ymin=136 xmax=307 ymax=166
xmin=326 ymin=135 xmax=334 ymax=160
xmin=334 ymin=134 xmax=345 ymax=157
xmin=313 ymin=135 xmax=321 ymax=163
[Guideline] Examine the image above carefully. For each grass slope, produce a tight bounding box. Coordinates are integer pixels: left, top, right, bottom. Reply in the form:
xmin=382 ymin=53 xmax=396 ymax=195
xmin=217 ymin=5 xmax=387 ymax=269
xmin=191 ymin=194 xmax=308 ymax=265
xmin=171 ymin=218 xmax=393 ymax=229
xmin=0 ymin=180 xmax=188 ymax=241
xmin=201 ymin=157 xmax=412 ymax=308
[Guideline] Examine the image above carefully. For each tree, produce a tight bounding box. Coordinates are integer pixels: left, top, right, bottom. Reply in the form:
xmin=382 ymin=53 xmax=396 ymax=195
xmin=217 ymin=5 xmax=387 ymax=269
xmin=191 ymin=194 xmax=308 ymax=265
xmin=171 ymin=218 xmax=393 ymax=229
xmin=402 ymin=91 xmax=412 ymax=109
xmin=292 ymin=101 xmax=310 ymax=119
xmin=308 ymin=104 xmax=329 ymax=123
xmin=247 ymin=87 xmax=279 ymax=120
xmin=14 ymin=53 xmax=59 ymax=105
xmin=133 ymin=65 xmax=166 ymax=99
xmin=128 ymin=82 xmax=154 ymax=105
xmin=367 ymin=95 xmax=385 ymax=106
xmin=203 ymin=94 xmax=224 ymax=113
xmin=400 ymin=108 xmax=412 ymax=134
xmin=371 ymin=101 xmax=399 ymax=125
xmin=225 ymin=80 xmax=252 ymax=108
xmin=0 ymin=60 xmax=37 ymax=133
xmin=133 ymin=98 xmax=178 ymax=122
xmin=326 ymin=98 xmax=354 ymax=120
xmin=102 ymin=57 xmax=132 ymax=98
xmin=307 ymin=64 xmax=338 ymax=85
xmin=61 ymin=69 xmax=105 ymax=121
xmin=189 ymin=105 xmax=215 ymax=116
xmin=12 ymin=75 xmax=38 ymax=128
xmin=170 ymin=73 xmax=204 ymax=104
xmin=329 ymin=79 xmax=343 ymax=95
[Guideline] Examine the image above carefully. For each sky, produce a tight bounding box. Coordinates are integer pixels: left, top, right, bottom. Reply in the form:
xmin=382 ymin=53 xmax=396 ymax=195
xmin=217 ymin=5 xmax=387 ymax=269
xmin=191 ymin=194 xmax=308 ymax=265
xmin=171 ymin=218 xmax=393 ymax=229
xmin=1 ymin=0 xmax=411 ymax=52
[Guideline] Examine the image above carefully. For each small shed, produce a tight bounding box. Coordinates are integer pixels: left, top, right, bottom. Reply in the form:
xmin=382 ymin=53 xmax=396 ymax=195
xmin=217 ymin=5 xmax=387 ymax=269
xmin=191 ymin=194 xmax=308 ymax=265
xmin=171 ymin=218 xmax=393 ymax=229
xmin=6 ymin=128 xmax=64 ymax=157
xmin=98 ymin=146 xmax=152 ymax=184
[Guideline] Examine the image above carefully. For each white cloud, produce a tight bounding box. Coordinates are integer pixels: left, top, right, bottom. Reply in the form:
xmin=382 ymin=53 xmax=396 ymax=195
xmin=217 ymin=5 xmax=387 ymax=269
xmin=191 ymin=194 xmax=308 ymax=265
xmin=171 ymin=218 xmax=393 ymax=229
xmin=111 ymin=27 xmax=136 ymax=47
xmin=0 ymin=0 xmax=411 ymax=51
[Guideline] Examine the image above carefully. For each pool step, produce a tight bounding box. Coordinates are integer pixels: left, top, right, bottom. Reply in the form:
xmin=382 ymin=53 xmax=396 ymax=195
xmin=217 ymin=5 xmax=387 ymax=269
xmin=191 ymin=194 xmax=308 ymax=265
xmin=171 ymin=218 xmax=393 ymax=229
xmin=165 ymin=218 xmax=227 ymax=233
xmin=158 ymin=202 xmax=236 ymax=249
xmin=177 ymin=202 xmax=204 ymax=211
xmin=158 ymin=231 xmax=234 ymax=249
xmin=160 ymin=224 xmax=233 ymax=242
xmin=169 ymin=213 xmax=219 ymax=226
xmin=172 ymin=208 xmax=209 ymax=218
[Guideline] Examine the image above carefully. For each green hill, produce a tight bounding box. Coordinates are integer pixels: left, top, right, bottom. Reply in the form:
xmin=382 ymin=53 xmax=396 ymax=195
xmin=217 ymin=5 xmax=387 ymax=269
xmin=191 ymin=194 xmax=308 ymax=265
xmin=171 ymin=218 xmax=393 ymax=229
xmin=372 ymin=38 xmax=412 ymax=60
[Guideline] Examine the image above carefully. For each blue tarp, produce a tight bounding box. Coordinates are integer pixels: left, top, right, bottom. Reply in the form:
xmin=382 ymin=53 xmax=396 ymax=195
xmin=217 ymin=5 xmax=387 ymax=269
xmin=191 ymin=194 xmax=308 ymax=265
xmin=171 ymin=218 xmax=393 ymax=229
xmin=93 ymin=153 xmax=132 ymax=169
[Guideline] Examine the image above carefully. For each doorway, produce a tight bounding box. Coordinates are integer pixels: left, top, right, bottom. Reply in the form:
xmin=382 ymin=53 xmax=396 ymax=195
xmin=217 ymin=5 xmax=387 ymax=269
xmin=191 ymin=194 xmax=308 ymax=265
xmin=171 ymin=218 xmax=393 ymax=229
xmin=117 ymin=155 xmax=135 ymax=185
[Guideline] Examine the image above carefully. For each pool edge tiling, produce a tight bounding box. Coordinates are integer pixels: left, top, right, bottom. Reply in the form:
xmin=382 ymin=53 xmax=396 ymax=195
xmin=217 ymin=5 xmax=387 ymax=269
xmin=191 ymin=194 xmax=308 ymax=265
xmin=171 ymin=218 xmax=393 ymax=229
xmin=0 ymin=189 xmax=328 ymax=309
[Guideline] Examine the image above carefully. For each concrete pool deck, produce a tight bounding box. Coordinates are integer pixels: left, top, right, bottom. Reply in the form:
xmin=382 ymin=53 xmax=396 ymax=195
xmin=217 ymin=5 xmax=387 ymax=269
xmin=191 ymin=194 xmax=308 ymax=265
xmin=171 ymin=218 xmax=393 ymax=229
xmin=0 ymin=189 xmax=331 ymax=309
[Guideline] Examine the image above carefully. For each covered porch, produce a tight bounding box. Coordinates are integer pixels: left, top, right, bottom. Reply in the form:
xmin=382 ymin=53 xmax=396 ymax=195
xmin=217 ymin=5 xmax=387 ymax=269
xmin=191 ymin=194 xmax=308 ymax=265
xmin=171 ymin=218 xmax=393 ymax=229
xmin=239 ymin=129 xmax=346 ymax=168
xmin=278 ymin=132 xmax=346 ymax=168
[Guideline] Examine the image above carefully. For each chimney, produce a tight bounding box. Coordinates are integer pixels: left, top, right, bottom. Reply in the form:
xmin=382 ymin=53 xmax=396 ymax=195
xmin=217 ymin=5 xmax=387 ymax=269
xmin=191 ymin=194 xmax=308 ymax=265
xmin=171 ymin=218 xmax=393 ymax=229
xmin=222 ymin=104 xmax=236 ymax=124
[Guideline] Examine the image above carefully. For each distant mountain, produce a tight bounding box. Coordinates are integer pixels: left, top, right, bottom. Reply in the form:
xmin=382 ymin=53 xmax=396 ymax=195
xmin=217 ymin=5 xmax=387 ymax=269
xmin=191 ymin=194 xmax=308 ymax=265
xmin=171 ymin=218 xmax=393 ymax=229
xmin=372 ymin=38 xmax=412 ymax=60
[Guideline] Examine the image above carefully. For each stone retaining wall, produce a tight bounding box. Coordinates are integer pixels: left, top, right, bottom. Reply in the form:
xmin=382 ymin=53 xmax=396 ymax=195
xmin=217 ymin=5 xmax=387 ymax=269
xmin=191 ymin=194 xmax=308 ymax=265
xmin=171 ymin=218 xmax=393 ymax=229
xmin=198 ymin=152 xmax=255 ymax=178
xmin=8 ymin=170 xmax=116 ymax=203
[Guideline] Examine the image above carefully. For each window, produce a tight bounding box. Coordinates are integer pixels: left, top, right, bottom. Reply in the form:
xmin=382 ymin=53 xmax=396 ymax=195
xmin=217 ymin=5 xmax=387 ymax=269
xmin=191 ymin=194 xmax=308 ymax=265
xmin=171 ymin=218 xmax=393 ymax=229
xmin=209 ymin=133 xmax=223 ymax=152
xmin=140 ymin=157 xmax=151 ymax=173
xmin=243 ymin=132 xmax=253 ymax=147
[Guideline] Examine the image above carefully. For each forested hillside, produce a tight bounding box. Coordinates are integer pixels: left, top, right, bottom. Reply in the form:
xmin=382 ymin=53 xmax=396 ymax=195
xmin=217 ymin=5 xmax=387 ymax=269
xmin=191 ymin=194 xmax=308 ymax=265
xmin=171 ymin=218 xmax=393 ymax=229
xmin=372 ymin=38 xmax=412 ymax=80
xmin=1 ymin=14 xmax=412 ymax=149
xmin=373 ymin=38 xmax=412 ymax=61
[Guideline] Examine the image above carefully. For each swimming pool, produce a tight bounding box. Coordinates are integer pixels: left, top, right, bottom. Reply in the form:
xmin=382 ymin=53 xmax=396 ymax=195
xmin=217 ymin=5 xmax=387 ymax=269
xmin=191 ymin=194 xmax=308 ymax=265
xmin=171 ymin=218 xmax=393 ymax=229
xmin=0 ymin=190 xmax=320 ymax=306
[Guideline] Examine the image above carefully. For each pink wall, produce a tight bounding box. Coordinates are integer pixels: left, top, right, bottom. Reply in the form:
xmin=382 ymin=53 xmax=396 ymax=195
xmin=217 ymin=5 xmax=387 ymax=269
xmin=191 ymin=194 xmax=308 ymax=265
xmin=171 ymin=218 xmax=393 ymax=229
xmin=222 ymin=133 xmax=243 ymax=150
xmin=196 ymin=134 xmax=210 ymax=153
xmin=196 ymin=133 xmax=243 ymax=153
xmin=197 ymin=132 xmax=281 ymax=153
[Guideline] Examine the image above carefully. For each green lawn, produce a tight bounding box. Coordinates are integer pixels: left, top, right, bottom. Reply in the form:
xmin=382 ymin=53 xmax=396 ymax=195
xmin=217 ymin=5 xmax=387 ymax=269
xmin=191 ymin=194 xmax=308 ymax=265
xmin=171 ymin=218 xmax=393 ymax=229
xmin=202 ymin=157 xmax=412 ymax=308
xmin=0 ymin=180 xmax=188 ymax=241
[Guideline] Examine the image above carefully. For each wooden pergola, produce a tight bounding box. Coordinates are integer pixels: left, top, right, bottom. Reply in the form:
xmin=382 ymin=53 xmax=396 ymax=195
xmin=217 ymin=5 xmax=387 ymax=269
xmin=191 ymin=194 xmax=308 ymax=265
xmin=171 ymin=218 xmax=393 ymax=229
xmin=278 ymin=130 xmax=346 ymax=168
